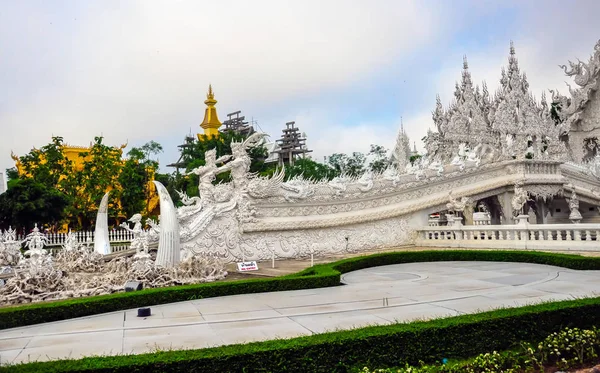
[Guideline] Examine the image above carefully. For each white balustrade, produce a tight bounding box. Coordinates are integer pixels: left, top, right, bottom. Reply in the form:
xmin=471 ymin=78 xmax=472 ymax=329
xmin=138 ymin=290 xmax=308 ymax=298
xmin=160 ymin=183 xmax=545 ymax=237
xmin=416 ymin=223 xmax=600 ymax=251
xmin=15 ymin=229 xmax=138 ymax=247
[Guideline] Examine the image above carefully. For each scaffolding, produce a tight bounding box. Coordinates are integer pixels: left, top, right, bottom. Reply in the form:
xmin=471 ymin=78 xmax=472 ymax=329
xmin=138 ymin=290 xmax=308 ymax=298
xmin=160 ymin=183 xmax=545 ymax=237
xmin=272 ymin=121 xmax=312 ymax=167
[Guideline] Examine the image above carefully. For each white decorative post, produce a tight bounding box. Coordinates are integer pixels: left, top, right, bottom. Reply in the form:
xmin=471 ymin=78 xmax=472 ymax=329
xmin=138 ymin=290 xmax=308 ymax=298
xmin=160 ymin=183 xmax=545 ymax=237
xmin=94 ymin=192 xmax=111 ymax=255
xmin=153 ymin=181 xmax=180 ymax=268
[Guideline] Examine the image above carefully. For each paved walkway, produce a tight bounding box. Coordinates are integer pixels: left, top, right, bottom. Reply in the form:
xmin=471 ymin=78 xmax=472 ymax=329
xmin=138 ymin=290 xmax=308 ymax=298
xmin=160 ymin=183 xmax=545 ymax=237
xmin=1 ymin=261 xmax=600 ymax=365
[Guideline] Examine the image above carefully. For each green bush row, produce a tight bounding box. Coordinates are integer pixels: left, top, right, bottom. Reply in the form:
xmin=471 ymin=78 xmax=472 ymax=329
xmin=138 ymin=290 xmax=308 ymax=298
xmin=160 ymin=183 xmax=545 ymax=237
xmin=6 ymin=296 xmax=600 ymax=372
xmin=2 ymin=250 xmax=600 ymax=331
xmin=361 ymin=326 xmax=600 ymax=372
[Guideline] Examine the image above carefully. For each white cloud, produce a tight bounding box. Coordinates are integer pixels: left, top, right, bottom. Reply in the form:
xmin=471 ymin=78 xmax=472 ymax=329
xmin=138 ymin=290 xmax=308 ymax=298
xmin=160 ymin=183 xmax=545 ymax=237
xmin=0 ymin=0 xmax=443 ymax=173
xmin=1 ymin=0 xmax=600 ymax=176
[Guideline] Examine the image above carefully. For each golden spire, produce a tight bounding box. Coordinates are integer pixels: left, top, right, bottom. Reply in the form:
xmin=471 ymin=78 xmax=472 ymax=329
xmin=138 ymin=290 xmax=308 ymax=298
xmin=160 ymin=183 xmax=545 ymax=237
xmin=198 ymin=84 xmax=222 ymax=139
xmin=207 ymin=84 xmax=215 ymax=100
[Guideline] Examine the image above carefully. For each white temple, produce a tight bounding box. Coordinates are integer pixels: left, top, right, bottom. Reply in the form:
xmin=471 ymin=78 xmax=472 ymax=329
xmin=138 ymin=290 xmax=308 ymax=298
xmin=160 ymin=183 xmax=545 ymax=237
xmin=127 ymin=39 xmax=600 ymax=262
xmin=3 ymin=39 xmax=600 ymax=276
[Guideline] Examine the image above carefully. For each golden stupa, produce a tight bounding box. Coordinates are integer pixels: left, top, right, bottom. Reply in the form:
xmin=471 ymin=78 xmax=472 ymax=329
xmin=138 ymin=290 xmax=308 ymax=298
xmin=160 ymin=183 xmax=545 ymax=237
xmin=198 ymin=84 xmax=222 ymax=139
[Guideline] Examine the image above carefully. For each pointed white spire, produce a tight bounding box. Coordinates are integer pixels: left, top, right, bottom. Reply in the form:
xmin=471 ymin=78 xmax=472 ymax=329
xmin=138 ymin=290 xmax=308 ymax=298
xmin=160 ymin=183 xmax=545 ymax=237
xmin=154 ymin=181 xmax=180 ymax=268
xmin=94 ymin=192 xmax=110 ymax=255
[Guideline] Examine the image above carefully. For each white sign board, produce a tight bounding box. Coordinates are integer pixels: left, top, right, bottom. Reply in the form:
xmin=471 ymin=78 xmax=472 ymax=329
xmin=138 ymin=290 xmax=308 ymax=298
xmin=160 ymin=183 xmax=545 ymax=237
xmin=237 ymin=261 xmax=259 ymax=272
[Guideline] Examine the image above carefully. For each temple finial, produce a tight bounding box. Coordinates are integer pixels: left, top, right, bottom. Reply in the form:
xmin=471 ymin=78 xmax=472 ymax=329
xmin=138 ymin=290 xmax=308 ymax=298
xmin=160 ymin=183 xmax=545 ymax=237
xmin=463 ymin=55 xmax=468 ymax=70
xmin=199 ymin=84 xmax=222 ymax=139
xmin=207 ymin=84 xmax=214 ymax=100
xmin=401 ymin=116 xmax=404 ymax=133
xmin=510 ymin=40 xmax=515 ymax=56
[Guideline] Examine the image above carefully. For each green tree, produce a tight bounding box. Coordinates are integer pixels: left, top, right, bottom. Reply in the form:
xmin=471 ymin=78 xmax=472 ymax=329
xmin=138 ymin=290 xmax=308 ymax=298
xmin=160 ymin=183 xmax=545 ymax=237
xmin=127 ymin=140 xmax=163 ymax=169
xmin=409 ymin=154 xmax=422 ymax=165
xmin=5 ymin=167 xmax=19 ymax=189
xmin=327 ymin=152 xmax=366 ymax=177
xmin=0 ymin=179 xmax=70 ymax=231
xmin=118 ymin=159 xmax=147 ymax=218
xmin=18 ymin=136 xmax=75 ymax=188
xmin=127 ymin=141 xmax=164 ymax=213
xmin=73 ymin=136 xmax=124 ymax=229
xmin=284 ymin=158 xmax=337 ymax=181
xmin=367 ymin=144 xmax=388 ymax=173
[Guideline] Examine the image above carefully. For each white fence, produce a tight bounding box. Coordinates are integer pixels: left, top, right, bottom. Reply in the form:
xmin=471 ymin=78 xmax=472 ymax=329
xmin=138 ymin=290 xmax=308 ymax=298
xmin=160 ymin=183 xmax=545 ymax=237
xmin=415 ymin=223 xmax=600 ymax=251
xmin=16 ymin=230 xmax=136 ymax=247
xmin=45 ymin=244 xmax=134 ymax=256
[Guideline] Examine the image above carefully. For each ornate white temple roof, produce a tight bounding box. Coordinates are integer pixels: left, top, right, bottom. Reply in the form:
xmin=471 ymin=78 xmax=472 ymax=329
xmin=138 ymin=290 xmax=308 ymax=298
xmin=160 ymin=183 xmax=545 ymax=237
xmin=427 ymin=41 xmax=564 ymax=162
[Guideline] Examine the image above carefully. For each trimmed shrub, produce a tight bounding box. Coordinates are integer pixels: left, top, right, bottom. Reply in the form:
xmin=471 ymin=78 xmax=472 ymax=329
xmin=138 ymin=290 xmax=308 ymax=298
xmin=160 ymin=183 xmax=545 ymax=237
xmin=4 ymin=297 xmax=600 ymax=372
xmin=1 ymin=250 xmax=599 ymax=330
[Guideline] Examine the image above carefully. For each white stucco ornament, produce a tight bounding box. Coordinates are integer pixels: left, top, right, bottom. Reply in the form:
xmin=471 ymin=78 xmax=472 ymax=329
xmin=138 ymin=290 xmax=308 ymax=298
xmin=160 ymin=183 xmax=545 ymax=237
xmin=94 ymin=192 xmax=111 ymax=255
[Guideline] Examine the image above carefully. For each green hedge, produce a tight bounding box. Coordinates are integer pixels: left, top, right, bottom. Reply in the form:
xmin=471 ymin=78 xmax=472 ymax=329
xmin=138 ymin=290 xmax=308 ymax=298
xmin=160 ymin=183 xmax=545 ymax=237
xmin=5 ymin=296 xmax=600 ymax=372
xmin=1 ymin=250 xmax=600 ymax=331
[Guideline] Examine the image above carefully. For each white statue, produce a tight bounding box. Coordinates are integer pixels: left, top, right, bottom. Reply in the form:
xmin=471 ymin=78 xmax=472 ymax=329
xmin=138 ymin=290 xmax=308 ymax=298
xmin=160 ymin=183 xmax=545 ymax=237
xmin=120 ymin=214 xmax=149 ymax=254
xmin=187 ymin=149 xmax=231 ymax=205
xmin=0 ymin=227 xmax=22 ymax=268
xmin=23 ymin=224 xmax=49 ymax=259
xmin=221 ymin=132 xmax=268 ymax=191
xmin=568 ymin=191 xmax=583 ymax=223
xmin=511 ymin=181 xmax=530 ymax=217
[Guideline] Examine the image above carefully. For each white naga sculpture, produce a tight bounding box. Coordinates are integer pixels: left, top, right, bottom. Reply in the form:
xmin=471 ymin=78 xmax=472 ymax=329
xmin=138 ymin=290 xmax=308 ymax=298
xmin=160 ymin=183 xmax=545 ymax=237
xmin=382 ymin=166 xmax=401 ymax=186
xmin=357 ymin=169 xmax=374 ymax=192
xmin=446 ymin=191 xmax=471 ymax=215
xmin=94 ymin=191 xmax=111 ymax=255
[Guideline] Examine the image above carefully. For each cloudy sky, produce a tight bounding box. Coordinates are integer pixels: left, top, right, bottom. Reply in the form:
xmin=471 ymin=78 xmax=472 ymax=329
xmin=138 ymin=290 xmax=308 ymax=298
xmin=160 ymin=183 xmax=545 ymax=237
xmin=1 ymin=0 xmax=599 ymax=174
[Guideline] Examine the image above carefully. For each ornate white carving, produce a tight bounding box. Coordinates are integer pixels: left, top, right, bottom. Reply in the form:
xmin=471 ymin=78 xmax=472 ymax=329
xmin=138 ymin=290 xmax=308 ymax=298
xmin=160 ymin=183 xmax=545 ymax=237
xmin=425 ymin=42 xmax=566 ymax=165
xmin=511 ymin=181 xmax=530 ymax=216
xmin=94 ymin=192 xmax=111 ymax=255
xmin=568 ymin=190 xmax=583 ymax=223
xmin=281 ymin=176 xmax=316 ymax=202
xmin=23 ymin=224 xmax=49 ymax=259
xmin=357 ymin=169 xmax=374 ymax=192
xmin=551 ymin=39 xmax=600 ymax=163
xmin=187 ymin=149 xmax=231 ymax=205
xmin=55 ymin=231 xmax=104 ymax=273
xmin=390 ymin=122 xmax=412 ymax=170
xmin=120 ymin=214 xmax=149 ymax=255
xmin=446 ymin=191 xmax=471 ymax=214
xmin=154 ymin=181 xmax=180 ymax=268
xmin=0 ymin=227 xmax=21 ymax=268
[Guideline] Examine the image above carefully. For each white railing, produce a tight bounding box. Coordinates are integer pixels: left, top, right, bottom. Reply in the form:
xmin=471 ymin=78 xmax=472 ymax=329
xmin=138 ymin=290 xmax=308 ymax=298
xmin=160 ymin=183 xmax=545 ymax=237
xmin=45 ymin=244 xmax=134 ymax=256
xmin=16 ymin=229 xmax=136 ymax=247
xmin=415 ymin=223 xmax=600 ymax=251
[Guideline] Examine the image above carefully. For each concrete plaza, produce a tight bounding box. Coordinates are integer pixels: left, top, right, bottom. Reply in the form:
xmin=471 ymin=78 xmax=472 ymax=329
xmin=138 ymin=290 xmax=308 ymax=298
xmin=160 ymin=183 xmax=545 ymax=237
xmin=2 ymin=261 xmax=600 ymax=365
